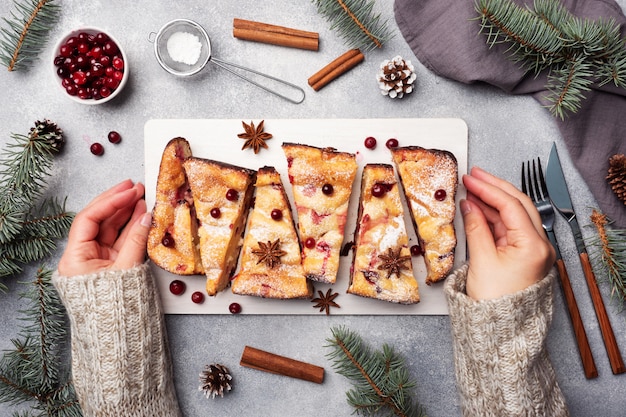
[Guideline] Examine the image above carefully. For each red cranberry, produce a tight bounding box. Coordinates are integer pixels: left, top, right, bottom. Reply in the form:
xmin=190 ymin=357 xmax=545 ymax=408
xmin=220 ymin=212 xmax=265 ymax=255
xmin=108 ymin=131 xmax=122 ymax=144
xmin=304 ymin=237 xmax=316 ymax=249
xmin=95 ymin=32 xmax=109 ymax=44
xmin=225 ymin=189 xmax=239 ymax=201
xmin=371 ymin=183 xmax=386 ymax=198
xmin=90 ymin=142 xmax=104 ymax=156
xmin=434 ymin=189 xmax=447 ymax=201
xmin=322 ymin=183 xmax=333 ymax=195
xmin=112 ymin=56 xmax=124 ymax=70
xmin=210 ymin=207 xmax=221 ymax=218
xmin=77 ymin=87 xmax=92 ymax=100
xmin=271 ymin=209 xmax=283 ymax=221
xmin=77 ymin=42 xmax=89 ymax=55
xmin=364 ymin=136 xmax=377 ymax=149
xmin=103 ymin=40 xmax=118 ymax=55
xmin=229 ymin=302 xmax=242 ymax=314
xmin=87 ymin=46 xmax=102 ymax=59
xmin=100 ymin=87 xmax=112 ymax=98
xmin=99 ymin=55 xmax=111 ymax=66
xmin=191 ymin=291 xmax=204 ymax=304
xmin=72 ymin=71 xmax=87 ymax=85
xmin=410 ymin=245 xmax=423 ymax=256
xmin=386 ymin=138 xmax=399 ymax=149
xmin=65 ymin=36 xmax=78 ymax=48
xmin=169 ymin=280 xmax=186 ymax=295
xmin=59 ymin=44 xmax=73 ymax=57
xmin=65 ymin=84 xmax=77 ymax=96
xmin=162 ymin=233 xmax=175 ymax=247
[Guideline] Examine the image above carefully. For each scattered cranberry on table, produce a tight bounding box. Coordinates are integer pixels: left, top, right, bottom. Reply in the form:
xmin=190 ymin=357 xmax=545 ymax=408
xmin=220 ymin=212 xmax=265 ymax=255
xmin=434 ymin=189 xmax=447 ymax=201
xmin=108 ymin=131 xmax=122 ymax=144
xmin=410 ymin=244 xmax=423 ymax=257
xmin=54 ymin=31 xmax=125 ymax=101
xmin=191 ymin=291 xmax=205 ymax=304
xmin=229 ymin=302 xmax=242 ymax=314
xmin=90 ymin=142 xmax=104 ymax=156
xmin=364 ymin=136 xmax=377 ymax=149
xmin=385 ymin=138 xmax=399 ymax=149
xmin=169 ymin=280 xmax=186 ymax=295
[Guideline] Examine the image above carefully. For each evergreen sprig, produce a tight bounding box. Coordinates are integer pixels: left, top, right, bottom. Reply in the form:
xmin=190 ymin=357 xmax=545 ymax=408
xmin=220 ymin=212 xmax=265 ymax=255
xmin=0 ymin=120 xmax=73 ymax=291
xmin=0 ymin=0 xmax=61 ymax=71
xmin=0 ymin=268 xmax=82 ymax=416
xmin=326 ymin=326 xmax=425 ymax=417
xmin=589 ymin=210 xmax=626 ymax=313
xmin=312 ymin=0 xmax=394 ymax=52
xmin=475 ymin=0 xmax=626 ymax=119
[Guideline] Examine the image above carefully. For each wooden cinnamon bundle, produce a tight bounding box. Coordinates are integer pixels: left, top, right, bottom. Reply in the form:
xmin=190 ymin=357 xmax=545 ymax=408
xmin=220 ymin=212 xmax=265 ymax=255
xmin=233 ymin=18 xmax=319 ymax=51
xmin=240 ymin=345 xmax=324 ymax=384
xmin=308 ymin=49 xmax=365 ymax=91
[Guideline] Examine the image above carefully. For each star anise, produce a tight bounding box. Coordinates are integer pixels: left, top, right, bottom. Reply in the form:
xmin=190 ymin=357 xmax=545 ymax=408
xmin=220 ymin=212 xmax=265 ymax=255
xmin=377 ymin=247 xmax=412 ymax=278
xmin=237 ymin=120 xmax=273 ymax=154
xmin=252 ymin=239 xmax=286 ymax=269
xmin=311 ymin=288 xmax=340 ymax=315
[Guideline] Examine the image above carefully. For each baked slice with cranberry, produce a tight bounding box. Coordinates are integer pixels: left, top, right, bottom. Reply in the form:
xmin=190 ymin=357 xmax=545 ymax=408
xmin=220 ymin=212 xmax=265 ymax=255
xmin=183 ymin=157 xmax=256 ymax=296
xmin=282 ymin=143 xmax=358 ymax=284
xmin=391 ymin=146 xmax=458 ymax=284
xmin=231 ymin=166 xmax=313 ymax=299
xmin=347 ymin=164 xmax=419 ymax=304
xmin=148 ymin=137 xmax=204 ymax=275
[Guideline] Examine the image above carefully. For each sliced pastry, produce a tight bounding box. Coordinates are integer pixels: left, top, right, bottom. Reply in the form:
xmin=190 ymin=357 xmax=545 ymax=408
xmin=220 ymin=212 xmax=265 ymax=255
xmin=391 ymin=146 xmax=458 ymax=284
xmin=347 ymin=164 xmax=419 ymax=304
xmin=183 ymin=157 xmax=256 ymax=296
xmin=232 ymin=166 xmax=313 ymax=299
xmin=147 ymin=137 xmax=203 ymax=275
xmin=282 ymin=143 xmax=358 ymax=284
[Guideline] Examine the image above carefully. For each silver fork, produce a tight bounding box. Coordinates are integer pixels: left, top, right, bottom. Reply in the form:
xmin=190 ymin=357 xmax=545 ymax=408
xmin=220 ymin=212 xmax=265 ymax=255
xmin=522 ymin=158 xmax=597 ymax=379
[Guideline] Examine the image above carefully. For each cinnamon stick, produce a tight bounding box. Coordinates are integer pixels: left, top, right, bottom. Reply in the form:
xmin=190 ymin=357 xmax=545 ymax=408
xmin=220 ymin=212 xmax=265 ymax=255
xmin=240 ymin=345 xmax=324 ymax=384
xmin=233 ymin=18 xmax=319 ymax=51
xmin=308 ymin=49 xmax=365 ymax=91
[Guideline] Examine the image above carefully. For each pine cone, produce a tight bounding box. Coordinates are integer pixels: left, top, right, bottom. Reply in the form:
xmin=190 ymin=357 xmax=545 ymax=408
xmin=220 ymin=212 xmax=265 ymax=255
xmin=607 ymin=154 xmax=626 ymax=205
xmin=199 ymin=363 xmax=233 ymax=399
xmin=29 ymin=119 xmax=64 ymax=152
xmin=377 ymin=56 xmax=416 ymax=99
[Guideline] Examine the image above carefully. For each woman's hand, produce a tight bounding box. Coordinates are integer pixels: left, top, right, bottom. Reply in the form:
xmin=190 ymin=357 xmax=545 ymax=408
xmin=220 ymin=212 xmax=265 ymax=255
xmin=461 ymin=167 xmax=555 ymax=300
xmin=57 ymin=179 xmax=152 ymax=277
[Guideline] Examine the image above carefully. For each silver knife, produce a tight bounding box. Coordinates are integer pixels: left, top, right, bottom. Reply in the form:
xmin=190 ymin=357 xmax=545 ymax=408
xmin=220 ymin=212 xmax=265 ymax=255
xmin=546 ymin=142 xmax=625 ymax=375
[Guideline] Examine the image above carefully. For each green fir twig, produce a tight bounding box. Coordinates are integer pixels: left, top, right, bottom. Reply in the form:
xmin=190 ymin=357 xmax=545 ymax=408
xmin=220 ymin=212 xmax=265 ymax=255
xmin=0 ymin=120 xmax=73 ymax=290
xmin=589 ymin=210 xmax=626 ymax=313
xmin=326 ymin=326 xmax=425 ymax=417
xmin=312 ymin=0 xmax=394 ymax=52
xmin=0 ymin=0 xmax=61 ymax=71
xmin=0 ymin=268 xmax=82 ymax=416
xmin=474 ymin=0 xmax=626 ymax=119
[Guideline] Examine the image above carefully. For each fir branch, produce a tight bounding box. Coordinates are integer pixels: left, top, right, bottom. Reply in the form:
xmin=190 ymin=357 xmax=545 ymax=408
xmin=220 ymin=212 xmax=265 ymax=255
xmin=0 ymin=0 xmax=61 ymax=71
xmin=474 ymin=0 xmax=626 ymax=119
xmin=0 ymin=268 xmax=82 ymax=416
xmin=326 ymin=326 xmax=425 ymax=417
xmin=589 ymin=210 xmax=626 ymax=313
xmin=312 ymin=0 xmax=394 ymax=52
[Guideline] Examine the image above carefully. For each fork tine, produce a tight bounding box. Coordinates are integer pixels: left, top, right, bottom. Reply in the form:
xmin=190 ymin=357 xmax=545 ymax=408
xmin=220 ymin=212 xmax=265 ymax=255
xmin=537 ymin=157 xmax=549 ymax=198
xmin=521 ymin=162 xmax=528 ymax=195
xmin=525 ymin=161 xmax=537 ymax=202
xmin=531 ymin=159 xmax=542 ymax=201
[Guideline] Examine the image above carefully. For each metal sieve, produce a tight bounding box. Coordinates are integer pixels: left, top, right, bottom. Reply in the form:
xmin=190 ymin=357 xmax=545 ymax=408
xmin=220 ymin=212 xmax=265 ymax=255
xmin=151 ymin=19 xmax=305 ymax=104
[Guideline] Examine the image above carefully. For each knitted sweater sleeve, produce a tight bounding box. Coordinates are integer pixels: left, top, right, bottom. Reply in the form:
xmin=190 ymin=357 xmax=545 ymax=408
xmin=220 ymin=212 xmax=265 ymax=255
xmin=52 ymin=263 xmax=182 ymax=417
xmin=444 ymin=264 xmax=569 ymax=417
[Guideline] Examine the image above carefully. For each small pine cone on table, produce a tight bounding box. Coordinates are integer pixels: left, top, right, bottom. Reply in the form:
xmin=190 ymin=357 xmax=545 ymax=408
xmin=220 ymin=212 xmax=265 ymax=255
xmin=199 ymin=363 xmax=233 ymax=399
xmin=607 ymin=154 xmax=626 ymax=205
xmin=377 ymin=56 xmax=417 ymax=99
xmin=30 ymin=119 xmax=65 ymax=152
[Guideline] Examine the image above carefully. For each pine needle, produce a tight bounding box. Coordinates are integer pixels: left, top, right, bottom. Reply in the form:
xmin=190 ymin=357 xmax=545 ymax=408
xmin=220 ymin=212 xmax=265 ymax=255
xmin=589 ymin=210 xmax=626 ymax=313
xmin=474 ymin=0 xmax=626 ymax=119
xmin=0 ymin=269 xmax=82 ymax=415
xmin=326 ymin=326 xmax=425 ymax=417
xmin=0 ymin=0 xmax=61 ymax=71
xmin=312 ymin=0 xmax=394 ymax=52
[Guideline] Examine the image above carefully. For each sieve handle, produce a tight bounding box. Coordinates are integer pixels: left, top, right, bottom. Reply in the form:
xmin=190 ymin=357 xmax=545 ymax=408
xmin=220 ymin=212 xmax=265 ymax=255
xmin=210 ymin=57 xmax=305 ymax=104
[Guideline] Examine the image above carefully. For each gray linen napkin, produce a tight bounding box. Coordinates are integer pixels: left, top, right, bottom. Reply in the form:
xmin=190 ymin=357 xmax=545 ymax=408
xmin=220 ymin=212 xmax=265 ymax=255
xmin=394 ymin=0 xmax=626 ymax=228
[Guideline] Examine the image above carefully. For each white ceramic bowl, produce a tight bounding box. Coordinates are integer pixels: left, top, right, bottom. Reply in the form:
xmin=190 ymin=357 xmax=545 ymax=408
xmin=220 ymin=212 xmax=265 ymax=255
xmin=52 ymin=27 xmax=129 ymax=105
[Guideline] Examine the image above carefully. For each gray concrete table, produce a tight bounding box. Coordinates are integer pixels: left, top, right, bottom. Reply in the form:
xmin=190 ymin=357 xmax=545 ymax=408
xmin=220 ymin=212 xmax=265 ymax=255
xmin=0 ymin=0 xmax=625 ymax=415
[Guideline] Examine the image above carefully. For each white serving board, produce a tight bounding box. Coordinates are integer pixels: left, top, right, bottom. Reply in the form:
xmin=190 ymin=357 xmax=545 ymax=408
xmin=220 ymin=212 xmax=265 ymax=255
xmin=144 ymin=119 xmax=467 ymax=315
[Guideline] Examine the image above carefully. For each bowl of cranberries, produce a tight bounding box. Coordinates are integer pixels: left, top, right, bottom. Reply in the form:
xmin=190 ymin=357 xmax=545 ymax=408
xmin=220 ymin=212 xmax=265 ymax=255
xmin=53 ymin=27 xmax=128 ymax=104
